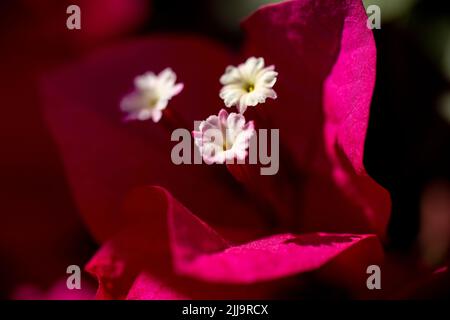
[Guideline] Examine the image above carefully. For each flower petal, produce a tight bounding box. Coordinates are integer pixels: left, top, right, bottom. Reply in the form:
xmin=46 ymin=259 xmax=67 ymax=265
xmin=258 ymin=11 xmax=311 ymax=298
xmin=86 ymin=186 xmax=383 ymax=298
xmin=41 ymin=36 xmax=267 ymax=242
xmin=242 ymin=0 xmax=390 ymax=236
xmin=176 ymin=233 xmax=382 ymax=284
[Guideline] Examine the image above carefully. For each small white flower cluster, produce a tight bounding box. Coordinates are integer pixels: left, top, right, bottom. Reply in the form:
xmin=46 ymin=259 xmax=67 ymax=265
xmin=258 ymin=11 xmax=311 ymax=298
xmin=194 ymin=57 xmax=278 ymax=164
xmin=120 ymin=57 xmax=278 ymax=164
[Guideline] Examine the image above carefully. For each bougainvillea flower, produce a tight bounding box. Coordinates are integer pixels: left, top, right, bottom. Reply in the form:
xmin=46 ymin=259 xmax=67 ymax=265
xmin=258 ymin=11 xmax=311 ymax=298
xmin=41 ymin=0 xmax=393 ymax=299
xmin=193 ymin=109 xmax=255 ymax=164
xmin=120 ymin=68 xmax=184 ymax=122
xmin=220 ymin=57 xmax=278 ymax=113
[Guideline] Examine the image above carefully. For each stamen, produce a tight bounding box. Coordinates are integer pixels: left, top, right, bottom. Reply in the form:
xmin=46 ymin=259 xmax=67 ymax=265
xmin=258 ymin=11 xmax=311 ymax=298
xmin=245 ymin=83 xmax=255 ymax=93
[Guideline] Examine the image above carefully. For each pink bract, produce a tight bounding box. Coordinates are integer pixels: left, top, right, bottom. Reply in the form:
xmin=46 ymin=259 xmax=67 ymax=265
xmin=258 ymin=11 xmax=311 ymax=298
xmin=41 ymin=0 xmax=391 ymax=299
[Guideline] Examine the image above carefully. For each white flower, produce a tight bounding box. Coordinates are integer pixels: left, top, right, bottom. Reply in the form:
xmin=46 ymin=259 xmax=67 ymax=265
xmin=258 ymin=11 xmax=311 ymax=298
xmin=120 ymin=68 xmax=183 ymax=122
xmin=219 ymin=57 xmax=278 ymax=114
xmin=193 ymin=109 xmax=255 ymax=164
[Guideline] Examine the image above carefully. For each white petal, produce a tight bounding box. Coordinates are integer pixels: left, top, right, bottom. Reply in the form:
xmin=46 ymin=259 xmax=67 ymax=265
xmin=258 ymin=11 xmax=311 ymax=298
xmin=151 ymin=110 xmax=163 ymax=123
xmin=158 ymin=68 xmax=176 ymax=84
xmin=137 ymin=109 xmax=152 ymax=121
xmin=134 ymin=72 xmax=156 ymax=90
xmin=171 ymin=83 xmax=184 ymax=96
